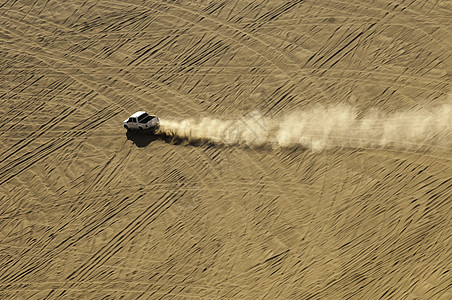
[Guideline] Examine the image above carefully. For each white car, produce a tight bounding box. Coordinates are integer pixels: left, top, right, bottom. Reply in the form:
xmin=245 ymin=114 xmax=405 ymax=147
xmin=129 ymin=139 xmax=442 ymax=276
xmin=123 ymin=111 xmax=160 ymax=132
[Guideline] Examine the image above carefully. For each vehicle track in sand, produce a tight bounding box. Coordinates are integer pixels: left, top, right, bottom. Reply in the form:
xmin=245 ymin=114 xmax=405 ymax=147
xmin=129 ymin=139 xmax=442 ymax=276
xmin=0 ymin=0 xmax=451 ymax=299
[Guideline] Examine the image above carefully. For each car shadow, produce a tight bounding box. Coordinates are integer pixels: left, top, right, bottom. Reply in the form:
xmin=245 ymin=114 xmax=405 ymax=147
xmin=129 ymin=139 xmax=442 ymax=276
xmin=126 ymin=130 xmax=159 ymax=147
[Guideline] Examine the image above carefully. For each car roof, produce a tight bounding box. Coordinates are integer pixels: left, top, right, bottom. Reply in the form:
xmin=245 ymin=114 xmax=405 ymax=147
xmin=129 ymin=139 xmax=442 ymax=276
xmin=130 ymin=111 xmax=147 ymax=118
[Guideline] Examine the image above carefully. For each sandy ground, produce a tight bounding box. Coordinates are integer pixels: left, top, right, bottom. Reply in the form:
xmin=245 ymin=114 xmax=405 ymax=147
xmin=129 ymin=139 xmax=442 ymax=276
xmin=1 ymin=0 xmax=451 ymax=299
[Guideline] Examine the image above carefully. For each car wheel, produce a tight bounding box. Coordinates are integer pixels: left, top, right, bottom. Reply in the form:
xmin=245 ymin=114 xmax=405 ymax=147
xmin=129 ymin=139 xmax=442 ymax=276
xmin=124 ymin=125 xmax=129 ymax=130
xmin=139 ymin=127 xmax=144 ymax=131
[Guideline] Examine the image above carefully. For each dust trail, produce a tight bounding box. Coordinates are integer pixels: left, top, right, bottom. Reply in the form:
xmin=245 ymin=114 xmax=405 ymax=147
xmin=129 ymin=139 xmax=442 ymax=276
xmin=276 ymin=101 xmax=452 ymax=151
xmin=157 ymin=100 xmax=452 ymax=151
xmin=158 ymin=111 xmax=269 ymax=146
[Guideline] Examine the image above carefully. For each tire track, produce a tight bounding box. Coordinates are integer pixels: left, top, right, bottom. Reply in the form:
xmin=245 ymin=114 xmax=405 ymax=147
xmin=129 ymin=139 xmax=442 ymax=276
xmin=1 ymin=5 xmax=208 ymax=115
xmin=0 ymin=193 xmax=147 ymax=283
xmin=1 ymin=1 xmax=451 ymax=299
xmin=65 ymin=189 xmax=182 ymax=282
xmin=0 ymin=107 xmax=120 ymax=186
xmin=112 ymin=0 xmax=331 ymax=105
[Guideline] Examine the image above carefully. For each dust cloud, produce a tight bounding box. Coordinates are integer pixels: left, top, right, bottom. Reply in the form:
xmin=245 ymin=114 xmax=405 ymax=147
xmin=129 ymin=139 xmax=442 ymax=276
xmin=157 ymin=100 xmax=452 ymax=152
xmin=157 ymin=111 xmax=269 ymax=146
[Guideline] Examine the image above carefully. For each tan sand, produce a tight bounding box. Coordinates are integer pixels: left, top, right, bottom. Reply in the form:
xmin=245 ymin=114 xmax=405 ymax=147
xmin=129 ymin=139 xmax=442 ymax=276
xmin=0 ymin=0 xmax=451 ymax=298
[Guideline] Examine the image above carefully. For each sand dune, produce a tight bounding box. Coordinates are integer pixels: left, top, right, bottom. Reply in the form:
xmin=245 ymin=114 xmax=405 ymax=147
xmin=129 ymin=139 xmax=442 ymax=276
xmin=1 ymin=0 xmax=451 ymax=299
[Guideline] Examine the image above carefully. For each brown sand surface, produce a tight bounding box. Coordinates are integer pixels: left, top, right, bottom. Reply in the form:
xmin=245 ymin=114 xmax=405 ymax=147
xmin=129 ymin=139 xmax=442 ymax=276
xmin=1 ymin=0 xmax=451 ymax=299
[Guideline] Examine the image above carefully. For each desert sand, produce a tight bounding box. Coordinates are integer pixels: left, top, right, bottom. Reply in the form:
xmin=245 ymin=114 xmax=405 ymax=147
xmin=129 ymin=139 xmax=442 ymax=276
xmin=0 ymin=0 xmax=451 ymax=299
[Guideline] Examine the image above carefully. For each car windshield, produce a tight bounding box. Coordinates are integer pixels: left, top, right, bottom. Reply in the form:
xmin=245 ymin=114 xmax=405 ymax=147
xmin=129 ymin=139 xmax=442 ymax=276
xmin=138 ymin=113 xmax=153 ymax=123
